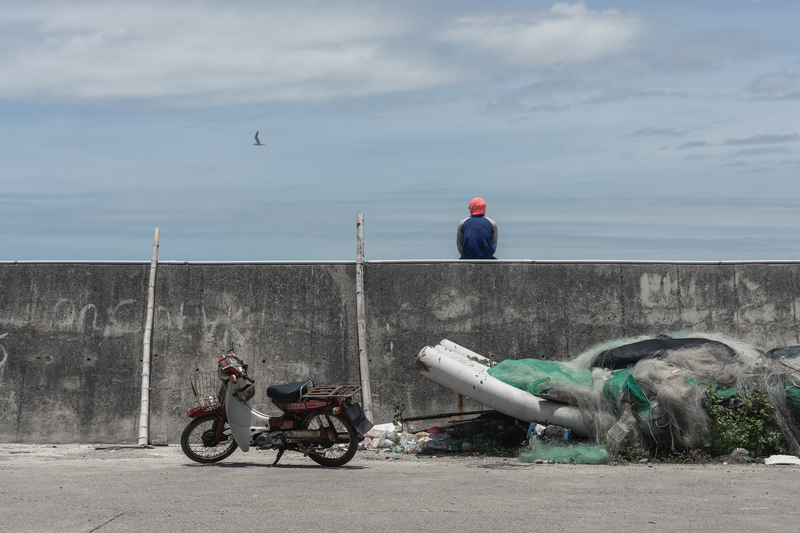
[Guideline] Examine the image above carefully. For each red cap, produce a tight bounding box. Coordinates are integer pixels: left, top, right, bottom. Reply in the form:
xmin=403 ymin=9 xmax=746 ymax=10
xmin=469 ymin=197 xmax=486 ymax=216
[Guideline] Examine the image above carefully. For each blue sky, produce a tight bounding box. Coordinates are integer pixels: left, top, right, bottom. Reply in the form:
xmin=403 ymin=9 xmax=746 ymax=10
xmin=1 ymin=0 xmax=799 ymax=261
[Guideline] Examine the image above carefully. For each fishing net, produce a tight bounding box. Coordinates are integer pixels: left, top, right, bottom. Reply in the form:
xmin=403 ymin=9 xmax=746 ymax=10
xmin=487 ymin=332 xmax=800 ymax=456
xmin=488 ymin=359 xmax=592 ymax=395
xmin=519 ymin=440 xmax=610 ymax=464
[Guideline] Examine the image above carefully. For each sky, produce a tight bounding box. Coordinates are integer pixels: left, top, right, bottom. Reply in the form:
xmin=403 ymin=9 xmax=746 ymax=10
xmin=1 ymin=0 xmax=799 ymax=261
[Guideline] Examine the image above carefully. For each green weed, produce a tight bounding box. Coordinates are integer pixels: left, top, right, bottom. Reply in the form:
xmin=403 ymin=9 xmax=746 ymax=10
xmin=703 ymin=384 xmax=786 ymax=458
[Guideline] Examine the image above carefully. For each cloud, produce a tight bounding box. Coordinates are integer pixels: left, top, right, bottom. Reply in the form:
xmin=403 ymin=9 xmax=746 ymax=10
xmin=435 ymin=3 xmax=643 ymax=68
xmin=724 ymin=134 xmax=800 ymax=146
xmin=0 ymin=1 xmax=643 ymax=106
xmin=682 ymin=154 xmax=707 ymax=161
xmin=748 ymin=71 xmax=799 ymax=94
xmin=582 ymin=88 xmax=689 ymax=105
xmin=675 ymin=141 xmax=709 ymax=150
xmin=729 ymin=147 xmax=793 ymax=157
xmin=0 ymin=1 xmax=459 ymax=104
xmin=503 ymin=78 xmax=586 ymax=99
xmin=625 ymin=127 xmax=685 ymax=138
xmin=656 ymin=29 xmax=768 ymax=73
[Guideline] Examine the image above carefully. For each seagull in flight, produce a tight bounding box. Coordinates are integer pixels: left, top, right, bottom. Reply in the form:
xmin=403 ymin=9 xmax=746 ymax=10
xmin=253 ymin=131 xmax=264 ymax=146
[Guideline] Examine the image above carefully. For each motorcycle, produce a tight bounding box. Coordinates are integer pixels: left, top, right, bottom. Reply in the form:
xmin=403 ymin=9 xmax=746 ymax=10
xmin=180 ymin=345 xmax=373 ymax=467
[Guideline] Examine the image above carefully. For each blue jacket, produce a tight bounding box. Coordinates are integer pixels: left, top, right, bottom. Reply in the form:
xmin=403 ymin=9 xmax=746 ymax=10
xmin=457 ymin=215 xmax=498 ymax=259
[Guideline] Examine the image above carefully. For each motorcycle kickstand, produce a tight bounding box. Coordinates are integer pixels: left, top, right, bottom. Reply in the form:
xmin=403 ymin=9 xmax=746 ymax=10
xmin=269 ymin=448 xmax=284 ymax=467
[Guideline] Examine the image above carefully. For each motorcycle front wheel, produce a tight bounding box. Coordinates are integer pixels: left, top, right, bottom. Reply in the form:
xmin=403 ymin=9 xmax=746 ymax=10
xmin=301 ymin=413 xmax=358 ymax=467
xmin=180 ymin=414 xmax=238 ymax=463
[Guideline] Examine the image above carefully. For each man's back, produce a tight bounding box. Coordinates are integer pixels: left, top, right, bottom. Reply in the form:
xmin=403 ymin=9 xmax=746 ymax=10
xmin=457 ymin=214 xmax=497 ymax=259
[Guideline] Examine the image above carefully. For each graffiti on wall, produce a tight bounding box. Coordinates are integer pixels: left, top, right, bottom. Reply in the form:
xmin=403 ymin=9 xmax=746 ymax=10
xmin=154 ymin=303 xmax=247 ymax=346
xmin=54 ymin=294 xmax=141 ymax=336
xmin=51 ymin=292 xmax=249 ymax=346
xmin=154 ymin=303 xmax=192 ymax=340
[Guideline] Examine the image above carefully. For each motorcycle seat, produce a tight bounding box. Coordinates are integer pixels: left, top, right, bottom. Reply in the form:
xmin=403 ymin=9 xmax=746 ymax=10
xmin=267 ymin=380 xmax=313 ymax=403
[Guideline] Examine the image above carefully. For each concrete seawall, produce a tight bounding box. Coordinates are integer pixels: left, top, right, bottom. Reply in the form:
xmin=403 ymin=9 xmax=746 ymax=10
xmin=2 ymin=261 xmax=799 ymax=443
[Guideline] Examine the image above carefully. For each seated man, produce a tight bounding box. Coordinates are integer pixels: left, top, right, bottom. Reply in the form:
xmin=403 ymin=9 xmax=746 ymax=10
xmin=457 ymin=197 xmax=498 ymax=259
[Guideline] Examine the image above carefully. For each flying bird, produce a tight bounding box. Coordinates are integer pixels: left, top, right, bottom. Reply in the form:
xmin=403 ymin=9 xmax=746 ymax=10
xmin=253 ymin=131 xmax=264 ymax=146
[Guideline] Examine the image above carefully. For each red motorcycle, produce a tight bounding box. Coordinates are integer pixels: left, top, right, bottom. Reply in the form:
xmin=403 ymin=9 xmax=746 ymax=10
xmin=180 ymin=346 xmax=372 ymax=467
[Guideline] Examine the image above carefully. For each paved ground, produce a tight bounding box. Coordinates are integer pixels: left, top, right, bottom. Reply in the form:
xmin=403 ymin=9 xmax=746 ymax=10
xmin=1 ymin=443 xmax=798 ymax=532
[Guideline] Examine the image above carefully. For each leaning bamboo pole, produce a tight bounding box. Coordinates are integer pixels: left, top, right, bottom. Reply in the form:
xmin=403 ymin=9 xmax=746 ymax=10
xmin=138 ymin=228 xmax=160 ymax=446
xmin=356 ymin=213 xmax=374 ymax=422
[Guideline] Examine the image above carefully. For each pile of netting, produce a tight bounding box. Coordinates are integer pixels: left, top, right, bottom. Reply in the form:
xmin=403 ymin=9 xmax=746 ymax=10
xmin=486 ymin=332 xmax=800 ymax=456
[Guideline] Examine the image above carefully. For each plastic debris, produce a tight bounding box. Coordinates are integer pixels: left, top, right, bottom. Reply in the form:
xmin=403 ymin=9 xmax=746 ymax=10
xmin=365 ymin=422 xmax=404 ymax=449
xmin=764 ymin=455 xmax=800 ymax=465
xmin=713 ymin=448 xmax=750 ymax=464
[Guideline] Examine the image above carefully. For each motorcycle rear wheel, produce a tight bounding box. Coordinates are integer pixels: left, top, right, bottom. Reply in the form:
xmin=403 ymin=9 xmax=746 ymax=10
xmin=180 ymin=414 xmax=238 ymax=463
xmin=301 ymin=413 xmax=358 ymax=467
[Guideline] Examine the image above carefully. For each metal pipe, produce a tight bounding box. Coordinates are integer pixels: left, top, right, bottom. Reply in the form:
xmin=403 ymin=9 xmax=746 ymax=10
xmin=138 ymin=228 xmax=160 ymax=446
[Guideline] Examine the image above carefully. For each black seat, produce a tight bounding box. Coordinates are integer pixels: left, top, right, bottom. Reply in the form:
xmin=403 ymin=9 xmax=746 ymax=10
xmin=266 ymin=380 xmax=313 ymax=403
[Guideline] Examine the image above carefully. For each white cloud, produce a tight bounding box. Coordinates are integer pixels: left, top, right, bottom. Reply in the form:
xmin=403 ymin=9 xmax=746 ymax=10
xmin=0 ymin=1 xmax=453 ymax=104
xmin=0 ymin=1 xmax=643 ymax=106
xmin=434 ymin=2 xmax=642 ymax=68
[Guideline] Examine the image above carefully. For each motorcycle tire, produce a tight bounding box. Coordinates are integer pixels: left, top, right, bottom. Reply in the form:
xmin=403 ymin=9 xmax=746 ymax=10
xmin=300 ymin=412 xmax=358 ymax=467
xmin=180 ymin=414 xmax=238 ymax=463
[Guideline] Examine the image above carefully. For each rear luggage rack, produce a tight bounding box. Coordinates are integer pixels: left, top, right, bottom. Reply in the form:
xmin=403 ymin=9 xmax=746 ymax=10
xmin=303 ymin=385 xmax=360 ymax=398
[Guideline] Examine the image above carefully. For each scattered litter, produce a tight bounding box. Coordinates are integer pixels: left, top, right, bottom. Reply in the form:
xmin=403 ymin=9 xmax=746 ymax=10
xmin=365 ymin=422 xmax=403 ymax=449
xmin=713 ymin=448 xmax=750 ymax=464
xmin=360 ymin=410 xmax=534 ymax=455
xmin=764 ymin=455 xmax=800 ymax=465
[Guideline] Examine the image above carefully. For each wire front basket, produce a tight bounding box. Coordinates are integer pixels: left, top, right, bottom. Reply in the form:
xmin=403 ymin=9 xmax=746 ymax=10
xmin=190 ymin=371 xmax=225 ymax=410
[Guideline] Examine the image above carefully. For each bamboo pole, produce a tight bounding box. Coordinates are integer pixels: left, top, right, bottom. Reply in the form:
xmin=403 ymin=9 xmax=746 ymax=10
xmin=356 ymin=213 xmax=374 ymax=422
xmin=138 ymin=228 xmax=160 ymax=446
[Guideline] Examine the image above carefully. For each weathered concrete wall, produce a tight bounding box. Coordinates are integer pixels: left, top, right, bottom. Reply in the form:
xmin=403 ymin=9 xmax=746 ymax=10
xmin=2 ymin=262 xmax=799 ymax=443
xmin=0 ymin=264 xmax=149 ymax=443
xmin=0 ymin=263 xmax=359 ymax=444
xmin=146 ymin=264 xmax=359 ymax=444
xmin=364 ymin=263 xmax=800 ymax=421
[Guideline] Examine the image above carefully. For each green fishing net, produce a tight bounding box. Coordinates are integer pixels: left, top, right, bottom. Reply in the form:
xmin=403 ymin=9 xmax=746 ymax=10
xmin=488 ymin=359 xmax=592 ymax=395
xmin=519 ymin=441 xmax=610 ymax=464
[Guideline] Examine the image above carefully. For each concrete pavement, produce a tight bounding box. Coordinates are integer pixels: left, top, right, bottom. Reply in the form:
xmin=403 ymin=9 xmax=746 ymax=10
xmin=1 ymin=444 xmax=798 ymax=532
